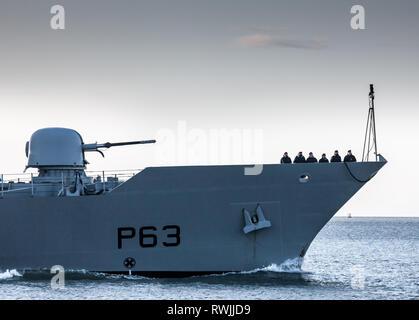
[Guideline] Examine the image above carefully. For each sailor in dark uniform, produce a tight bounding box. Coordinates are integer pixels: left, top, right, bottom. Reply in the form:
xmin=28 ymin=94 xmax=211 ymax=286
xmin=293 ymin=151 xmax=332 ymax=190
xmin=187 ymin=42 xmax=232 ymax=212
xmin=306 ymin=152 xmax=318 ymax=163
xmin=344 ymin=150 xmax=357 ymax=162
xmin=293 ymin=152 xmax=306 ymax=163
xmin=280 ymin=152 xmax=292 ymax=164
xmin=319 ymin=153 xmax=329 ymax=163
xmin=330 ymin=150 xmax=342 ymax=162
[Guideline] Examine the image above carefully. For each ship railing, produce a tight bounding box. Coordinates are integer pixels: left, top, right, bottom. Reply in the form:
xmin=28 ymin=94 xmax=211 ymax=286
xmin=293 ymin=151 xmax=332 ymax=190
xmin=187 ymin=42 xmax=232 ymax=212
xmin=0 ymin=173 xmax=34 ymax=197
xmin=0 ymin=173 xmax=33 ymax=184
xmin=0 ymin=169 xmax=143 ymax=198
xmin=84 ymin=169 xmax=142 ymax=183
xmin=84 ymin=169 xmax=142 ymax=192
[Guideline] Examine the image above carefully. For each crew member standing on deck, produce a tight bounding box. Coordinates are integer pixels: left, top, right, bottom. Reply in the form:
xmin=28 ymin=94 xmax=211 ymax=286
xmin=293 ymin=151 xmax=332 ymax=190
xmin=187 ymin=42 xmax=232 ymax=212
xmin=319 ymin=153 xmax=329 ymax=163
xmin=306 ymin=152 xmax=318 ymax=163
xmin=330 ymin=150 xmax=342 ymax=162
xmin=281 ymin=152 xmax=292 ymax=164
xmin=344 ymin=150 xmax=357 ymax=162
xmin=294 ymin=152 xmax=306 ymax=163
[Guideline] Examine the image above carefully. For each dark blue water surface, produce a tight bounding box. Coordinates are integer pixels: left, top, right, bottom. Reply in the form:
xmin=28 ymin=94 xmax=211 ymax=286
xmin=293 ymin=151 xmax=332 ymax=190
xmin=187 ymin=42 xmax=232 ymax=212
xmin=0 ymin=217 xmax=418 ymax=299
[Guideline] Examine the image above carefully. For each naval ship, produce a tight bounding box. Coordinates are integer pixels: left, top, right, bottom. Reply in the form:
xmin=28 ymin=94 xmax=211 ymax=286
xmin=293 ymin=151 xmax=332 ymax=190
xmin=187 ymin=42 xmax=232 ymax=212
xmin=0 ymin=85 xmax=386 ymax=276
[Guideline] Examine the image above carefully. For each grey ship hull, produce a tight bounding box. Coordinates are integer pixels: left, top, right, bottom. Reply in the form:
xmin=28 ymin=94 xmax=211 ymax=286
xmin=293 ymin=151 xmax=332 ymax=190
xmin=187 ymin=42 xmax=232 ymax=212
xmin=0 ymin=160 xmax=386 ymax=275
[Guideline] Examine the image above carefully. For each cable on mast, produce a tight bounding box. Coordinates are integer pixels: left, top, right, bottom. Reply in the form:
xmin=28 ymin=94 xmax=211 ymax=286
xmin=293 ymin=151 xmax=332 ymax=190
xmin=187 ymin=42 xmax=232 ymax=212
xmin=362 ymin=84 xmax=378 ymax=162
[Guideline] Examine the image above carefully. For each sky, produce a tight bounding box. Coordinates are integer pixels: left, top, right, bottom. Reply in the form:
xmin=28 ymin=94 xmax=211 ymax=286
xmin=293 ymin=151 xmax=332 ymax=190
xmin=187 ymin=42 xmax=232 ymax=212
xmin=0 ymin=0 xmax=418 ymax=216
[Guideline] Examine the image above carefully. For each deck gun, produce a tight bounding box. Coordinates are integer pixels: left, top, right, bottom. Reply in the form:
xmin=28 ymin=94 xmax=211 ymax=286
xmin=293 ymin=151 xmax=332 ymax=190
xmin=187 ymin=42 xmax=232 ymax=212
xmin=25 ymin=127 xmax=156 ymax=169
xmin=83 ymin=139 xmax=156 ymax=157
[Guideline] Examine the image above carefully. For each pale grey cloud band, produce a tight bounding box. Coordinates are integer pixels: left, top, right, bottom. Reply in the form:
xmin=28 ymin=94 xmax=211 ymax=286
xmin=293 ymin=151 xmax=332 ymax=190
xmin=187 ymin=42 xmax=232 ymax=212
xmin=234 ymin=34 xmax=327 ymax=49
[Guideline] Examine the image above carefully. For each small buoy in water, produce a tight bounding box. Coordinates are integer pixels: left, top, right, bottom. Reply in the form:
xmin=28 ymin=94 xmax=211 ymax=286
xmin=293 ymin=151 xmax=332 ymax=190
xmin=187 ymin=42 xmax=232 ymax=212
xmin=347 ymin=213 xmax=352 ymax=218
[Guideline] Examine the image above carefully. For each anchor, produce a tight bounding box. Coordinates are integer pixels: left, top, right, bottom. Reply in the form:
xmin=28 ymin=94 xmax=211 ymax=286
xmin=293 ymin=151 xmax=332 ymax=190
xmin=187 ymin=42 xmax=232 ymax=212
xmin=242 ymin=204 xmax=272 ymax=234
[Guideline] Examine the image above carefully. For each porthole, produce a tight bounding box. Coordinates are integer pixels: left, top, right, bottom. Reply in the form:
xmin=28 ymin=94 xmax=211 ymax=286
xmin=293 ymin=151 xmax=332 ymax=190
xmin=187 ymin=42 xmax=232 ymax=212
xmin=299 ymin=174 xmax=309 ymax=183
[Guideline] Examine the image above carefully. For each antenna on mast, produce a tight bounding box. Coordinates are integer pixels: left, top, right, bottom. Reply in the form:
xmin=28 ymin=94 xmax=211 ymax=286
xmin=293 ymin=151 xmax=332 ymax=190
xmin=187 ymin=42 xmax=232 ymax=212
xmin=362 ymin=84 xmax=378 ymax=162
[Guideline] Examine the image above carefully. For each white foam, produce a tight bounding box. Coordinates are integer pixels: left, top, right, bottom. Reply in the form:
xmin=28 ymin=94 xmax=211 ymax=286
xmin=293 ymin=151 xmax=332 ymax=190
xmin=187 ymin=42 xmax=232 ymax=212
xmin=244 ymin=257 xmax=304 ymax=274
xmin=209 ymin=257 xmax=304 ymax=277
xmin=0 ymin=269 xmax=22 ymax=280
xmin=262 ymin=257 xmax=304 ymax=273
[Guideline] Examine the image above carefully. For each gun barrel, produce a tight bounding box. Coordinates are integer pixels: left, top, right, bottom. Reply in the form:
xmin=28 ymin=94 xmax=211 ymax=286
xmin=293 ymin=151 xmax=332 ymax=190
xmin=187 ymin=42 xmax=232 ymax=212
xmin=83 ymin=140 xmax=156 ymax=151
xmin=104 ymin=140 xmax=156 ymax=148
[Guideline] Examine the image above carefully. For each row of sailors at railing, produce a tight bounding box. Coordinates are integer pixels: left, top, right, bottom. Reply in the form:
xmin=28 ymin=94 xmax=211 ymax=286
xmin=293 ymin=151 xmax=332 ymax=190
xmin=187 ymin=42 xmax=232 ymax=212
xmin=281 ymin=150 xmax=357 ymax=164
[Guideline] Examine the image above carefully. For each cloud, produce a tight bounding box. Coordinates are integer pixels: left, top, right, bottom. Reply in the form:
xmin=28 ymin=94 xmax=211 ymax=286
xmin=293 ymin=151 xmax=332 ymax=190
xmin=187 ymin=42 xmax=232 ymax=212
xmin=232 ymin=26 xmax=290 ymax=33
xmin=234 ymin=34 xmax=274 ymax=48
xmin=234 ymin=34 xmax=327 ymax=50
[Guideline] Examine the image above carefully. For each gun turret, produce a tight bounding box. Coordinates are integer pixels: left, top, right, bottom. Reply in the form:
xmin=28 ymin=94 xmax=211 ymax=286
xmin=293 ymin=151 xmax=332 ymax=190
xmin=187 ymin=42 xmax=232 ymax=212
xmin=25 ymin=127 xmax=156 ymax=169
xmin=83 ymin=140 xmax=156 ymax=157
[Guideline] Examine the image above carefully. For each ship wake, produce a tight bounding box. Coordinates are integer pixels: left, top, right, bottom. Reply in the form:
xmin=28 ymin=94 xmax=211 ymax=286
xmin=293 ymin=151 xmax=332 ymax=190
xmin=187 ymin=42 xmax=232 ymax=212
xmin=0 ymin=258 xmax=305 ymax=281
xmin=207 ymin=257 xmax=305 ymax=277
xmin=0 ymin=269 xmax=22 ymax=280
xmin=239 ymin=257 xmax=304 ymax=275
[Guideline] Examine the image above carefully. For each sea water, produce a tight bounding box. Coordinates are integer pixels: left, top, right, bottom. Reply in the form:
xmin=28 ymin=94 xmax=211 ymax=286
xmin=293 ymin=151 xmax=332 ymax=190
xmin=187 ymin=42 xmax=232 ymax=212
xmin=0 ymin=217 xmax=417 ymax=300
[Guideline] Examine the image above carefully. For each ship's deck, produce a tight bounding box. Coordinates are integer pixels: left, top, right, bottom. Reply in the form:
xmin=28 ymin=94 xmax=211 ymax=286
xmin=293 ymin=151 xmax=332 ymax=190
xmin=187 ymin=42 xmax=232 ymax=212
xmin=0 ymin=169 xmax=141 ymax=198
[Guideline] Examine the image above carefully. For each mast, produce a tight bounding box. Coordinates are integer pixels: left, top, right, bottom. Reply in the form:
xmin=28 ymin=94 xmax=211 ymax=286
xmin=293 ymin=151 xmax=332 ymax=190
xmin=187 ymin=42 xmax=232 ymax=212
xmin=362 ymin=84 xmax=378 ymax=162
